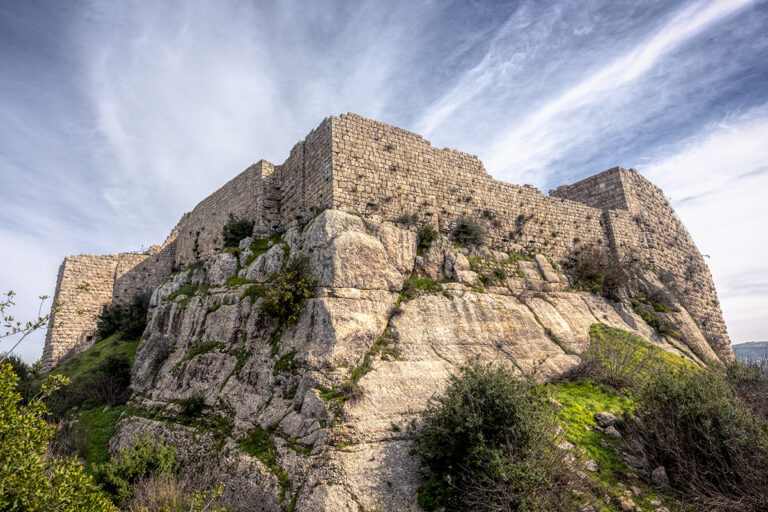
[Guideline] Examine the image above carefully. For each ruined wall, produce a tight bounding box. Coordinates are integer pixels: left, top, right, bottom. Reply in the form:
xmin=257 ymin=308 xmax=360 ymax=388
xmin=330 ymin=113 xmax=610 ymax=258
xmin=41 ymin=254 xmax=122 ymax=370
xmin=112 ymin=242 xmax=177 ymax=307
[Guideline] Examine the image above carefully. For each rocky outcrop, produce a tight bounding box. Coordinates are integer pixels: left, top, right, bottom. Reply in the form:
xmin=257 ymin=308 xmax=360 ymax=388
xmin=113 ymin=210 xmax=717 ymax=511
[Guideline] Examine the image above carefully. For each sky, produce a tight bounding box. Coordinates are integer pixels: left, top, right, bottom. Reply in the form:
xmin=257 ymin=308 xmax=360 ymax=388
xmin=1 ymin=0 xmax=767 ymax=363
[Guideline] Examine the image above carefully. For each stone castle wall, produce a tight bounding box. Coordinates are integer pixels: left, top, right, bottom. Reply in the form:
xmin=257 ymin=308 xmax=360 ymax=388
xmin=41 ymin=254 xmax=130 ymax=370
xmin=42 ymin=112 xmax=731 ymax=367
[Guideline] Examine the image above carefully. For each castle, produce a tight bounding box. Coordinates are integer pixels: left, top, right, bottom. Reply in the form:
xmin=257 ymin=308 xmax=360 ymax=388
xmin=41 ymin=113 xmax=730 ymax=369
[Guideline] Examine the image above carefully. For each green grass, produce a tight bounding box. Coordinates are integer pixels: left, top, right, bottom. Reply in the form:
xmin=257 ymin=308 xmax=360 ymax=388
xmin=49 ymin=333 xmax=139 ymax=381
xmin=552 ymin=380 xmax=634 ymax=485
xmin=168 ymin=283 xmax=199 ymax=302
xmin=225 ymin=276 xmax=256 ymax=288
xmin=76 ymin=404 xmax=128 ymax=465
xmin=238 ymin=427 xmax=291 ymax=502
xmin=245 ymin=235 xmax=284 ymax=266
xmin=174 ymin=341 xmax=225 ymax=370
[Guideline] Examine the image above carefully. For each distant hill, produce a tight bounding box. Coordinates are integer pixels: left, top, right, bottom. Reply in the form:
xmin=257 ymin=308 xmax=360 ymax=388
xmin=732 ymin=341 xmax=768 ymax=361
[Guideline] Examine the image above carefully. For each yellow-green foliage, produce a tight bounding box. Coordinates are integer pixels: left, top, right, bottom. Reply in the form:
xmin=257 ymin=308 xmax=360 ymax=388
xmin=0 ymin=363 xmax=116 ymax=510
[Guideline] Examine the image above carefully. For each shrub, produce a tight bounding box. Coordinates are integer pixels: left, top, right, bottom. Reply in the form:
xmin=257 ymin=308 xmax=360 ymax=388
xmin=92 ymin=434 xmax=177 ymax=505
xmin=412 ymin=362 xmax=576 ymax=512
xmin=418 ymin=225 xmax=439 ymax=253
xmin=570 ymin=245 xmax=633 ymax=298
xmin=263 ymin=254 xmax=318 ymax=325
xmin=0 ymin=363 xmax=116 ymax=510
xmin=126 ymin=474 xmax=226 ymax=512
xmin=725 ymin=359 xmax=768 ymax=422
xmin=177 ymin=394 xmax=206 ymax=420
xmin=578 ymin=324 xmax=662 ymax=389
xmin=222 ymin=214 xmax=254 ymax=247
xmin=396 ymin=213 xmax=419 ymax=225
xmin=629 ymin=298 xmax=678 ymax=338
xmin=96 ymin=294 xmax=149 ymax=340
xmin=400 ymin=276 xmax=444 ymax=302
xmin=451 ymin=217 xmax=484 ymax=247
xmin=626 ymin=365 xmax=768 ymax=511
xmin=4 ymin=352 xmax=35 ymax=403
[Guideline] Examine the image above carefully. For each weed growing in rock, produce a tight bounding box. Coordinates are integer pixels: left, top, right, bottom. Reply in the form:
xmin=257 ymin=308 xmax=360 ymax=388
xmin=418 ymin=225 xmax=438 ymax=253
xmin=263 ymin=254 xmax=318 ymax=325
xmin=222 ymin=214 xmax=254 ymax=247
xmin=451 ymin=217 xmax=484 ymax=247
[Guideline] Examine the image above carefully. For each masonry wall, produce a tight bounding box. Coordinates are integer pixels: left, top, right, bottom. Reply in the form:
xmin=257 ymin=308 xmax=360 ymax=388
xmin=112 ymin=242 xmax=177 ymax=307
xmin=329 ymin=113 xmax=610 ymax=259
xmin=42 ymin=112 xmax=732 ymax=367
xmin=620 ymin=169 xmax=731 ymax=359
xmin=41 ymin=254 xmax=123 ymax=370
xmin=173 ymin=163 xmax=265 ymax=266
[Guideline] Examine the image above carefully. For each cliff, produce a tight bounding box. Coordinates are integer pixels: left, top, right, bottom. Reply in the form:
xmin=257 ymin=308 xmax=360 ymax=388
xmin=39 ymin=113 xmax=734 ymax=510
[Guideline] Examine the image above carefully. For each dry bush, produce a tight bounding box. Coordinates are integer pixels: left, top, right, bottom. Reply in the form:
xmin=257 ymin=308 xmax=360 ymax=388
xmin=47 ymin=420 xmax=88 ymax=460
xmin=626 ymin=365 xmax=768 ymax=511
xmin=570 ymin=245 xmax=635 ymax=298
xmin=126 ymin=474 xmax=227 ymax=512
xmin=577 ymin=324 xmax=662 ymax=389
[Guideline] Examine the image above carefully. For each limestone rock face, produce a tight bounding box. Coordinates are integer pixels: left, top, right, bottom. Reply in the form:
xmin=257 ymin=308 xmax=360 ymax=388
xmin=115 ymin=210 xmax=718 ymax=512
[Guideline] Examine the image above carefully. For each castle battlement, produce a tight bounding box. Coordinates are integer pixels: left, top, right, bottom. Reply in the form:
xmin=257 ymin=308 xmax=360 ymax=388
xmin=41 ymin=113 xmax=730 ymax=369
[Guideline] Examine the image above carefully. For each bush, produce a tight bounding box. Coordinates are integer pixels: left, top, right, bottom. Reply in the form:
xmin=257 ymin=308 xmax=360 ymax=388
xmin=418 ymin=225 xmax=438 ymax=252
xmin=92 ymin=434 xmax=177 ymax=505
xmin=577 ymin=324 xmax=662 ymax=389
xmin=451 ymin=217 xmax=484 ymax=247
xmin=570 ymin=245 xmax=633 ymax=298
xmin=626 ymin=365 xmax=768 ymax=511
xmin=125 ymin=474 xmax=226 ymax=512
xmin=177 ymin=394 xmax=206 ymax=420
xmin=4 ymin=352 xmax=35 ymax=403
xmin=629 ymin=298 xmax=678 ymax=338
xmin=725 ymin=359 xmax=768 ymax=422
xmin=263 ymin=254 xmax=318 ymax=325
xmin=96 ymin=294 xmax=149 ymax=340
xmin=0 ymin=363 xmax=116 ymax=510
xmin=222 ymin=214 xmax=254 ymax=248
xmin=412 ymin=362 xmax=575 ymax=511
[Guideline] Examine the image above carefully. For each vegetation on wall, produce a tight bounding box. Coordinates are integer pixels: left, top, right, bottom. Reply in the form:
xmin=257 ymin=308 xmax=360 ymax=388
xmin=222 ymin=214 xmax=254 ymax=248
xmin=451 ymin=217 xmax=485 ymax=247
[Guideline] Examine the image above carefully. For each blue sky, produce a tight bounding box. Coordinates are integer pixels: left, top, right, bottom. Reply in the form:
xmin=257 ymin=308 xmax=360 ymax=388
xmin=1 ymin=0 xmax=767 ymax=362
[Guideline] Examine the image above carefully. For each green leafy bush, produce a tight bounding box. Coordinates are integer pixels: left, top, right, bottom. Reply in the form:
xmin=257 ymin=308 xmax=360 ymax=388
xmin=263 ymin=254 xmax=318 ymax=325
xmin=412 ymin=362 xmax=575 ymax=511
xmin=418 ymin=225 xmax=438 ymax=253
xmin=0 ymin=363 xmax=116 ymax=510
xmin=222 ymin=214 xmax=254 ymax=247
xmin=177 ymin=394 xmax=206 ymax=420
xmin=91 ymin=434 xmax=176 ymax=505
xmin=627 ymin=365 xmax=768 ymax=511
xmin=96 ymin=294 xmax=149 ymax=340
xmin=451 ymin=217 xmax=484 ymax=247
